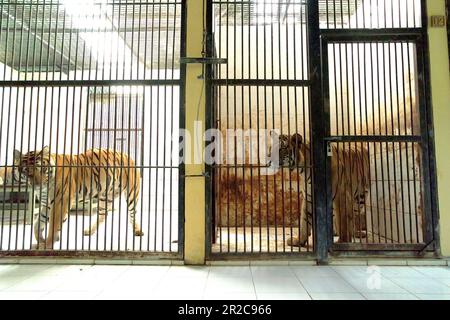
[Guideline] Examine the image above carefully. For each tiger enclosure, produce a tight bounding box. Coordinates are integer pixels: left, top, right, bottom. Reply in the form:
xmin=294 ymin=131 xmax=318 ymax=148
xmin=0 ymin=0 xmax=438 ymax=260
xmin=208 ymin=0 xmax=435 ymax=257
xmin=0 ymin=0 xmax=184 ymax=255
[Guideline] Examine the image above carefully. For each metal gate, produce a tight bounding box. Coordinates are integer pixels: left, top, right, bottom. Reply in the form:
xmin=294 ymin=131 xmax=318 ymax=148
xmin=320 ymin=0 xmax=437 ymax=255
xmin=0 ymin=0 xmax=186 ymax=258
xmin=206 ymin=0 xmax=315 ymax=257
xmin=207 ymin=0 xmax=438 ymax=259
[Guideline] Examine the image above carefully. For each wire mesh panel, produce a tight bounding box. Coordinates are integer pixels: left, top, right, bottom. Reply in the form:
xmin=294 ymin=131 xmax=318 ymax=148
xmin=0 ymin=0 xmax=185 ymax=256
xmin=208 ymin=0 xmax=314 ymax=255
xmin=321 ymin=0 xmax=433 ymax=250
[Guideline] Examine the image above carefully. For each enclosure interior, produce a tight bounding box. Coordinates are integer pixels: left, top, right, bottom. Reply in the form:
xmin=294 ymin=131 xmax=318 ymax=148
xmin=211 ymin=0 xmax=426 ymax=254
xmin=0 ymin=0 xmax=183 ymax=253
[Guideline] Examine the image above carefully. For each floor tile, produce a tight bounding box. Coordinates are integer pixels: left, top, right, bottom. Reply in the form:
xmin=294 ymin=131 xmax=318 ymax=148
xmin=41 ymin=291 xmax=100 ymax=300
xmin=256 ymin=293 xmax=311 ymax=300
xmin=165 ymin=266 xmax=210 ymax=278
xmin=332 ymin=266 xmax=370 ymax=279
xmin=390 ymin=277 xmax=450 ymax=294
xmin=205 ymin=277 xmax=255 ymax=294
xmin=432 ymin=278 xmax=450 ymax=287
xmin=291 ymin=266 xmax=339 ymax=279
xmin=310 ymin=293 xmax=365 ymax=300
xmin=416 ymin=294 xmax=450 ymax=300
xmin=0 ymin=275 xmax=33 ymax=290
xmin=55 ymin=274 xmax=115 ymax=292
xmin=363 ymin=293 xmax=419 ymax=300
xmin=253 ymin=276 xmax=308 ymax=294
xmin=209 ymin=266 xmax=252 ymax=278
xmin=299 ymin=276 xmax=357 ymax=293
xmin=155 ymin=277 xmax=207 ymax=295
xmin=95 ymin=290 xmax=155 ymax=300
xmin=412 ymin=267 xmax=450 ymax=279
xmin=251 ymin=266 xmax=295 ymax=278
xmin=344 ymin=276 xmax=408 ymax=294
xmin=0 ymin=291 xmax=48 ymax=300
xmin=7 ymin=275 xmax=64 ymax=292
xmin=1 ymin=265 xmax=58 ymax=277
xmin=84 ymin=265 xmax=129 ymax=277
xmin=205 ymin=293 xmax=257 ymax=300
xmin=379 ymin=267 xmax=428 ymax=278
xmin=151 ymin=292 xmax=204 ymax=300
xmin=41 ymin=265 xmax=93 ymax=277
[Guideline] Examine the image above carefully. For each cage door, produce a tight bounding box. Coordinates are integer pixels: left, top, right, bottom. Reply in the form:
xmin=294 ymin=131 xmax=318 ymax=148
xmin=322 ymin=37 xmax=434 ymax=251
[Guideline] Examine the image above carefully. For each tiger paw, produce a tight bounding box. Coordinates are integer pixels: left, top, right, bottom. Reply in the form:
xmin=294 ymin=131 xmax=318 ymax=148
xmin=83 ymin=229 xmax=94 ymax=236
xmin=32 ymin=243 xmax=49 ymax=250
xmin=286 ymin=237 xmax=300 ymax=247
xmin=134 ymin=230 xmax=144 ymax=237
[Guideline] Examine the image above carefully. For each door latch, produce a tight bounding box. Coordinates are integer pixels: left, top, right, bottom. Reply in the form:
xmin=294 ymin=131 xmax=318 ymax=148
xmin=327 ymin=142 xmax=333 ymax=157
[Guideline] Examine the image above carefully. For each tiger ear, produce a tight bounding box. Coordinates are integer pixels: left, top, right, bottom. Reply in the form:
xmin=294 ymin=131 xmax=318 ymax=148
xmin=291 ymin=133 xmax=303 ymax=147
xmin=42 ymin=146 xmax=50 ymax=155
xmin=13 ymin=149 xmax=22 ymax=164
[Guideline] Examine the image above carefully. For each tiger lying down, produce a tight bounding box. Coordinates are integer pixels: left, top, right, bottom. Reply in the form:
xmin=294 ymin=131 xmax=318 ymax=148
xmin=272 ymin=133 xmax=370 ymax=247
xmin=13 ymin=147 xmax=143 ymax=249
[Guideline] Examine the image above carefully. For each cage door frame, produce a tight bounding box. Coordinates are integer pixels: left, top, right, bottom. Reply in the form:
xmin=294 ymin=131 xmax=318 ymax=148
xmin=320 ymin=33 xmax=438 ymax=254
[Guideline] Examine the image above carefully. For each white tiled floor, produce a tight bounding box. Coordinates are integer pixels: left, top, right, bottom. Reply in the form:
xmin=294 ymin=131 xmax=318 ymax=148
xmin=0 ymin=264 xmax=450 ymax=300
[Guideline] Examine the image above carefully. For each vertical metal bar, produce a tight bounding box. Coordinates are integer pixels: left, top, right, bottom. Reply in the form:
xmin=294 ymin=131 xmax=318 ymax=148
xmin=0 ymin=72 xmax=9 ymax=250
xmin=263 ymin=0 xmax=269 ymax=253
xmin=147 ymin=0 xmax=156 ymax=252
xmin=4 ymin=0 xmax=19 ymax=251
xmin=416 ymin=29 xmax=436 ymax=246
xmin=406 ymin=42 xmax=420 ymax=243
xmin=309 ymin=0 xmax=328 ymax=263
xmin=248 ymin=0 xmax=256 ymax=254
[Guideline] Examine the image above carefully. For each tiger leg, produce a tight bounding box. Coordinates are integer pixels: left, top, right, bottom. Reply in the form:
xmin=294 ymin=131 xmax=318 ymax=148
xmin=33 ymin=207 xmax=48 ymax=243
xmin=33 ymin=192 xmax=50 ymax=243
xmin=334 ymin=194 xmax=344 ymax=243
xmin=336 ymin=192 xmax=353 ymax=243
xmin=83 ymin=199 xmax=109 ymax=236
xmin=34 ymin=195 xmax=71 ymax=249
xmin=287 ymin=191 xmax=308 ymax=247
xmin=128 ymin=199 xmax=144 ymax=237
xmin=354 ymin=192 xmax=368 ymax=239
xmin=125 ymin=170 xmax=144 ymax=237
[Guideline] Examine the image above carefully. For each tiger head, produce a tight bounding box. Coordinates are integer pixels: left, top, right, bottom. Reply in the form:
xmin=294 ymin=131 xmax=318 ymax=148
xmin=269 ymin=132 xmax=308 ymax=171
xmin=13 ymin=147 xmax=55 ymax=186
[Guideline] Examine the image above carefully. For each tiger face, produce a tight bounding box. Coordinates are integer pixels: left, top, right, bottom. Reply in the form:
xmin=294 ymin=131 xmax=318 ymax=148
xmin=13 ymin=147 xmax=55 ymax=186
xmin=269 ymin=132 xmax=307 ymax=171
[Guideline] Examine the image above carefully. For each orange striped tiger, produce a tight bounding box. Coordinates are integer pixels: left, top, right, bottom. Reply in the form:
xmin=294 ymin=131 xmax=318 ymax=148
xmin=272 ymin=133 xmax=370 ymax=246
xmin=13 ymin=147 xmax=143 ymax=249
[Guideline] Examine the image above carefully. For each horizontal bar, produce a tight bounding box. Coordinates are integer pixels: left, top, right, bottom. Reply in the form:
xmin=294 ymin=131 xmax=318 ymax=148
xmin=210 ymin=79 xmax=311 ymax=86
xmin=84 ymin=128 xmax=143 ymax=132
xmin=332 ymin=243 xmax=428 ymax=252
xmin=211 ymin=1 xmax=306 ymax=5
xmin=209 ymin=252 xmax=317 ymax=260
xmin=0 ymin=79 xmax=182 ymax=87
xmin=1 ymin=165 xmax=180 ymax=170
xmin=325 ymin=135 xmax=422 ymax=143
xmin=180 ymin=57 xmax=228 ymax=64
xmin=0 ymin=1 xmax=183 ymax=6
xmin=212 ymin=164 xmax=313 ymax=169
xmin=0 ymin=27 xmax=181 ymax=33
xmin=0 ymin=251 xmax=182 ymax=259
xmin=321 ymin=29 xmax=422 ymax=42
